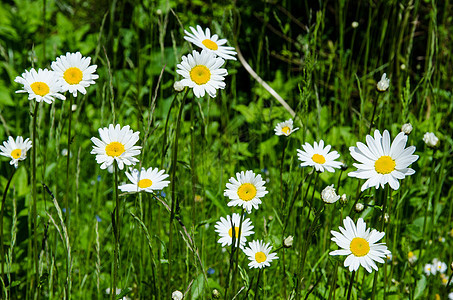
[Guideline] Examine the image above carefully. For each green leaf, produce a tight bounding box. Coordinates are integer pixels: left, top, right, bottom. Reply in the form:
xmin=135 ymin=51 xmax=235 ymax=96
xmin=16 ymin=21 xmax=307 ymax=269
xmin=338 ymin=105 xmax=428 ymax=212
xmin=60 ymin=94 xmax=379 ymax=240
xmin=414 ymin=275 xmax=426 ymax=299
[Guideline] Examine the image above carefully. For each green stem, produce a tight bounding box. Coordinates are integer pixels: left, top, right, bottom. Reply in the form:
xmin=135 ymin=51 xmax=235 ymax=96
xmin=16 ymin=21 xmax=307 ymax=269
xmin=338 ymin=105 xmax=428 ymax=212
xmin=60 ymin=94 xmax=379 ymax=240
xmin=0 ymin=168 xmax=16 ymax=284
xmin=111 ymin=163 xmax=119 ymax=300
xmin=346 ymin=270 xmax=355 ymax=300
xmin=279 ymin=138 xmax=288 ymax=209
xmin=254 ymin=268 xmax=263 ymax=300
xmin=32 ymin=102 xmax=39 ymax=298
xmin=65 ymin=94 xmax=73 ymax=223
xmin=167 ymin=89 xmax=189 ymax=298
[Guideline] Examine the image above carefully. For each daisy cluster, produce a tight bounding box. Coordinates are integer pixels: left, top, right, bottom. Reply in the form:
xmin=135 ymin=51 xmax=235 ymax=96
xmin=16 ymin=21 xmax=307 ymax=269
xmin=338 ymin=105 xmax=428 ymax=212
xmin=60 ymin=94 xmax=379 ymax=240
xmin=176 ymin=25 xmax=237 ymax=98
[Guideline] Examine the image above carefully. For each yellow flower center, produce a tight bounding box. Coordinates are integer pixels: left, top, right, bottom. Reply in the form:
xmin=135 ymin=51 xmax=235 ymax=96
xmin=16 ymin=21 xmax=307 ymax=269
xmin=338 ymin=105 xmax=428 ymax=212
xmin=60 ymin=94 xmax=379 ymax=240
xmin=350 ymin=237 xmax=370 ymax=257
xmin=138 ymin=179 xmax=152 ymax=189
xmin=202 ymin=39 xmax=219 ymax=50
xmin=255 ymin=251 xmax=267 ymax=263
xmin=30 ymin=82 xmax=50 ymax=96
xmin=374 ymin=155 xmax=396 ymax=174
xmin=282 ymin=126 xmax=290 ymax=135
xmin=228 ymin=226 xmax=240 ymax=238
xmin=63 ymin=67 xmax=83 ymax=85
xmin=11 ymin=149 xmax=22 ymax=159
xmin=408 ymin=251 xmax=414 ymax=258
xmin=105 ymin=142 xmax=125 ymax=157
xmin=312 ymin=153 xmax=326 ymax=164
xmin=190 ymin=65 xmax=211 ymax=85
xmin=237 ymin=183 xmax=257 ymax=201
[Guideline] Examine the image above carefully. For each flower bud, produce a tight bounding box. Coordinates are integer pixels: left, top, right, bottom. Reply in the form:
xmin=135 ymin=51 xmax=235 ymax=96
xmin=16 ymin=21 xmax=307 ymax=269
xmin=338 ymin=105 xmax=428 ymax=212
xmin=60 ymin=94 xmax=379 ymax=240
xmin=423 ymin=132 xmax=439 ymax=148
xmin=377 ymin=73 xmax=390 ymax=92
xmin=401 ymin=123 xmax=413 ymax=135
xmin=283 ymin=236 xmax=294 ymax=248
xmin=355 ymin=203 xmax=364 ymax=213
xmin=212 ymin=289 xmax=220 ymax=299
xmin=340 ymin=194 xmax=347 ymax=204
xmin=173 ymin=81 xmax=185 ymax=92
xmin=321 ymin=184 xmax=340 ymax=204
xmin=172 ymin=290 xmax=183 ymax=300
xmin=351 ymin=21 xmax=359 ymax=28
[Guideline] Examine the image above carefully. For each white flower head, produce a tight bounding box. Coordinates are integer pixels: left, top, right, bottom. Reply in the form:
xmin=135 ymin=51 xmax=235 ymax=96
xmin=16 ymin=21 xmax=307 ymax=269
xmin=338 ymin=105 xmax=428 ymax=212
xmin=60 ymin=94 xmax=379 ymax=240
xmin=296 ymin=140 xmax=342 ymax=173
xmin=407 ymin=251 xmax=417 ymax=264
xmin=224 ymin=170 xmax=268 ymax=213
xmin=377 ymin=73 xmax=390 ymax=91
xmin=119 ymin=167 xmax=170 ymax=193
xmin=90 ymin=124 xmax=141 ymax=170
xmin=330 ymin=216 xmax=391 ymax=273
xmin=401 ymin=123 xmax=413 ymax=135
xmin=433 ymin=259 xmax=447 ymax=274
xmin=51 ymin=52 xmax=99 ymax=97
xmin=243 ymin=240 xmax=279 ymax=269
xmin=283 ymin=236 xmax=294 ymax=248
xmin=423 ymin=132 xmax=439 ymax=148
xmin=184 ymin=25 xmax=237 ymax=60
xmin=449 ymin=292 xmax=453 ymax=300
xmin=173 ymin=80 xmax=185 ymax=92
xmin=0 ymin=136 xmax=33 ymax=168
xmin=321 ymin=184 xmax=340 ymax=204
xmin=424 ymin=263 xmax=435 ymax=276
xmin=214 ymin=213 xmax=254 ymax=249
xmin=274 ymin=119 xmax=299 ymax=136
xmin=15 ymin=68 xmax=66 ymax=104
xmin=348 ymin=129 xmax=419 ymax=192
xmin=172 ymin=290 xmax=183 ymax=300
xmin=176 ymin=50 xmax=228 ymax=98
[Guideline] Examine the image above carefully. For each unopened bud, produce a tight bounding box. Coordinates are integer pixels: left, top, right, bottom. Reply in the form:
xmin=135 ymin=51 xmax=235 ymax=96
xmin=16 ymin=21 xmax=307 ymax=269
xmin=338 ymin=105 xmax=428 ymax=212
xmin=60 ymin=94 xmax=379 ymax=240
xmin=340 ymin=194 xmax=347 ymax=204
xmin=283 ymin=236 xmax=294 ymax=248
xmin=423 ymin=132 xmax=439 ymax=148
xmin=212 ymin=289 xmax=220 ymax=299
xmin=355 ymin=203 xmax=364 ymax=213
xmin=450 ymin=262 xmax=453 ymax=271
xmin=172 ymin=290 xmax=183 ymax=300
xmin=401 ymin=123 xmax=413 ymax=135
xmin=173 ymin=81 xmax=185 ymax=92
xmin=321 ymin=184 xmax=340 ymax=204
xmin=377 ymin=73 xmax=390 ymax=92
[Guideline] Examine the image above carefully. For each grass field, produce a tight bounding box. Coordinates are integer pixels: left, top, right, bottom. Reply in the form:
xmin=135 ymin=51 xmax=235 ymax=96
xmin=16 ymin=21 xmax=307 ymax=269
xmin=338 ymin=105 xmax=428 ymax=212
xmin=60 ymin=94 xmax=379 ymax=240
xmin=0 ymin=0 xmax=452 ymax=299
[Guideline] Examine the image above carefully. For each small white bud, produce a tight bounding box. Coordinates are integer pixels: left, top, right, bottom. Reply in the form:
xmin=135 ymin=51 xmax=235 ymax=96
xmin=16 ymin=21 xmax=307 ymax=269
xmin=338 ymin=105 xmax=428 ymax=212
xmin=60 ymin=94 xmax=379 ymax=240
xmin=377 ymin=73 xmax=390 ymax=92
xmin=423 ymin=132 xmax=439 ymax=148
xmin=340 ymin=194 xmax=347 ymax=204
xmin=355 ymin=203 xmax=364 ymax=212
xmin=156 ymin=9 xmax=162 ymax=15
xmin=212 ymin=289 xmax=220 ymax=299
xmin=283 ymin=236 xmax=294 ymax=248
xmin=401 ymin=123 xmax=413 ymax=135
xmin=173 ymin=81 xmax=185 ymax=92
xmin=172 ymin=290 xmax=183 ymax=300
xmin=321 ymin=184 xmax=340 ymax=204
xmin=351 ymin=21 xmax=359 ymax=28
xmin=71 ymin=104 xmax=77 ymax=112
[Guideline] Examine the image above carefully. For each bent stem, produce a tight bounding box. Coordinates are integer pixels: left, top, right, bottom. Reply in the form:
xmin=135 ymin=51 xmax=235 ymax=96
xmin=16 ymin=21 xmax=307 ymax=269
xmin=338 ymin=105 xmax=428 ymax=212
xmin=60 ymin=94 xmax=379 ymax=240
xmin=0 ymin=168 xmax=16 ymax=283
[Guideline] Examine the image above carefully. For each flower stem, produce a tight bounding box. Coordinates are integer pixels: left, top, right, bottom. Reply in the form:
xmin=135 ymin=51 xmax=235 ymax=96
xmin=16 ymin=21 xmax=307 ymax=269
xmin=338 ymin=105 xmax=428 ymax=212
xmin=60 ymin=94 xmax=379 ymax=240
xmin=254 ymin=268 xmax=263 ymax=300
xmin=0 ymin=168 xmax=16 ymax=284
xmin=65 ymin=94 xmax=73 ymax=224
xmin=346 ymin=270 xmax=355 ymax=300
xmin=279 ymin=138 xmax=288 ymax=209
xmin=32 ymin=102 xmax=39 ymax=298
xmin=111 ymin=163 xmax=120 ymax=300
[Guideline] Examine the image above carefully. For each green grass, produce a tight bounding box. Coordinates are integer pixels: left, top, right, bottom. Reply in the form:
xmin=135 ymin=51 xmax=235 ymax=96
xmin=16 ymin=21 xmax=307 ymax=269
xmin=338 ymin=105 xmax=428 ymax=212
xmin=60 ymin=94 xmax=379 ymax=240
xmin=0 ymin=0 xmax=452 ymax=299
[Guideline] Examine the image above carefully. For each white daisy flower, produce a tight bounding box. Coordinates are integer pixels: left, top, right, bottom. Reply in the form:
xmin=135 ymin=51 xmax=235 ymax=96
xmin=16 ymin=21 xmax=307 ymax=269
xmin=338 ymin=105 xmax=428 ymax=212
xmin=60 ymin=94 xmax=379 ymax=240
xmin=184 ymin=25 xmax=237 ymax=60
xmin=224 ymin=170 xmax=268 ymax=213
xmin=90 ymin=124 xmax=141 ymax=170
xmin=176 ymin=50 xmax=228 ymax=98
xmin=321 ymin=184 xmax=340 ymax=204
xmin=424 ymin=263 xmax=435 ymax=276
xmin=296 ymin=140 xmax=342 ymax=173
xmin=214 ymin=213 xmax=254 ymax=249
xmin=118 ymin=167 xmax=170 ymax=193
xmin=274 ymin=119 xmax=299 ymax=136
xmin=329 ymin=216 xmax=391 ymax=273
xmin=51 ymin=52 xmax=99 ymax=97
xmin=0 ymin=136 xmax=32 ymax=168
xmin=407 ymin=251 xmax=417 ymax=264
xmin=15 ymin=68 xmax=66 ymax=104
xmin=243 ymin=240 xmax=279 ymax=269
xmin=348 ymin=129 xmax=419 ymax=192
xmin=432 ymin=259 xmax=447 ymax=274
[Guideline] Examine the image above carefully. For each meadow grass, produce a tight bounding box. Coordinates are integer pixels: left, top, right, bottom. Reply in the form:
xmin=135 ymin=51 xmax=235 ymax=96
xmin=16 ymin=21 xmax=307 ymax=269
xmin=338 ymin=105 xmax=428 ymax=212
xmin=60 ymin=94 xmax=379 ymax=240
xmin=0 ymin=0 xmax=452 ymax=299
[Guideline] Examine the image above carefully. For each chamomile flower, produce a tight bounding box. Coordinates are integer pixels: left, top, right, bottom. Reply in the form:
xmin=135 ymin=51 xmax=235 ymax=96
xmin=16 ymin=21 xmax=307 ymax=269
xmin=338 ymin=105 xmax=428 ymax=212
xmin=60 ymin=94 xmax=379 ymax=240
xmin=224 ymin=170 xmax=268 ymax=213
xmin=90 ymin=124 xmax=141 ymax=170
xmin=0 ymin=136 xmax=32 ymax=168
xmin=243 ymin=240 xmax=278 ymax=269
xmin=118 ymin=167 xmax=170 ymax=193
xmin=176 ymin=50 xmax=228 ymax=98
xmin=424 ymin=263 xmax=435 ymax=276
xmin=184 ymin=25 xmax=237 ymax=60
xmin=433 ymin=259 xmax=447 ymax=274
xmin=274 ymin=119 xmax=299 ymax=136
xmin=214 ymin=213 xmax=254 ymax=249
xmin=51 ymin=52 xmax=99 ymax=97
xmin=348 ymin=129 xmax=419 ymax=192
xmin=14 ymin=68 xmax=66 ymax=104
xmin=296 ymin=140 xmax=342 ymax=173
xmin=330 ymin=216 xmax=391 ymax=273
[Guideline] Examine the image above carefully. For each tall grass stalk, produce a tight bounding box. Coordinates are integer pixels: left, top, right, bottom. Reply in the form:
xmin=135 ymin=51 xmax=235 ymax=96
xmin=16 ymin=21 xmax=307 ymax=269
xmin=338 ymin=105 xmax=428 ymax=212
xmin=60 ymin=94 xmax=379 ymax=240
xmin=0 ymin=168 xmax=16 ymax=283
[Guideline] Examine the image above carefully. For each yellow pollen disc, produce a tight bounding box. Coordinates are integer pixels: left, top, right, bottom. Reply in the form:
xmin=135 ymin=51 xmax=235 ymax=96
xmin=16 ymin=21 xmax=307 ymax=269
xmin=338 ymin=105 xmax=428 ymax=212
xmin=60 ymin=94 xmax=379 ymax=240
xmin=237 ymin=183 xmax=257 ymax=201
xmin=228 ymin=226 xmax=240 ymax=238
xmin=374 ymin=155 xmax=396 ymax=174
xmin=350 ymin=237 xmax=370 ymax=257
xmin=408 ymin=251 xmax=414 ymax=258
xmin=202 ymin=39 xmax=219 ymax=50
xmin=105 ymin=142 xmax=125 ymax=157
xmin=63 ymin=67 xmax=83 ymax=85
xmin=11 ymin=149 xmax=22 ymax=159
xmin=255 ymin=251 xmax=267 ymax=263
xmin=312 ymin=153 xmax=326 ymax=164
xmin=30 ymin=81 xmax=50 ymax=96
xmin=282 ymin=126 xmax=290 ymax=135
xmin=138 ymin=179 xmax=152 ymax=189
xmin=190 ymin=65 xmax=211 ymax=85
